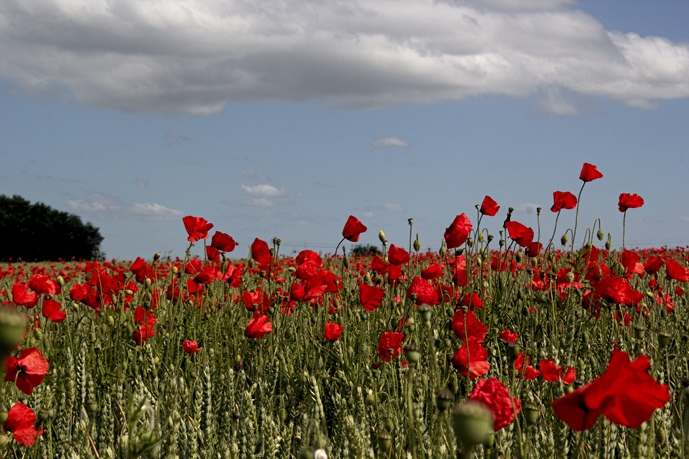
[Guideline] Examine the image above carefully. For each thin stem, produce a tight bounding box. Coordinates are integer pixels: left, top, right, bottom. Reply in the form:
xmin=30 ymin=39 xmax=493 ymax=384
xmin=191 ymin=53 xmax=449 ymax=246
xmin=571 ymin=182 xmax=587 ymax=250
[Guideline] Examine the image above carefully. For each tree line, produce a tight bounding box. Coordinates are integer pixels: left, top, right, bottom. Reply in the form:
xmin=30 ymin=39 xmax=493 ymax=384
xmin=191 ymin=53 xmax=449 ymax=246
xmin=0 ymin=195 xmax=104 ymax=261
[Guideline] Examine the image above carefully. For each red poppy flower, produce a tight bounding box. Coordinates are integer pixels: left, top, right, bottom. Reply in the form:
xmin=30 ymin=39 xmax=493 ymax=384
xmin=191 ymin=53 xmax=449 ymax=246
xmin=592 ymin=274 xmax=643 ymax=306
xmin=444 ymin=214 xmax=472 ymax=249
xmin=243 ymin=288 xmax=270 ymax=315
xmin=11 ymin=283 xmax=38 ymax=308
xmin=579 ymin=163 xmax=604 ymax=182
xmin=210 ymin=231 xmax=237 ymax=253
xmin=539 ymin=359 xmax=563 ymax=383
xmin=468 ymin=378 xmax=520 ymax=430
xmin=5 ymin=348 xmax=49 ymax=395
xmin=245 ymin=314 xmax=272 ymax=339
xmin=3 ymin=402 xmax=43 ymax=446
xmin=324 ymin=322 xmax=344 ymax=342
xmin=666 ymin=259 xmax=689 ymax=282
xmin=644 ymin=256 xmax=664 ymax=275
xmin=342 ymin=215 xmax=367 ymax=242
xmin=133 ymin=306 xmax=156 ymax=345
xmin=27 ymin=274 xmax=61 ymax=295
xmin=550 ymin=191 xmax=577 ymax=213
xmin=451 ymin=309 xmax=487 ymax=343
xmin=618 ymin=193 xmax=644 ymax=212
xmin=504 ymin=221 xmax=534 ymax=247
xmin=514 ymin=353 xmax=540 ymax=380
xmin=133 ymin=324 xmax=155 ymax=345
xmin=387 ymin=245 xmax=410 ymax=265
xmin=360 ymin=283 xmax=385 ymax=311
xmin=182 ymin=340 xmax=202 ymax=354
xmin=223 ymin=262 xmax=244 ymax=288
xmin=499 ymin=329 xmax=518 ymax=344
xmin=563 ymin=366 xmax=577 ymax=385
xmin=42 ymin=298 xmax=66 ymax=323
xmin=480 ymin=195 xmax=500 ymax=217
xmin=406 ymin=276 xmax=439 ymax=306
xmin=459 ymin=292 xmax=484 ymax=309
xmin=250 ymin=238 xmax=272 ymax=269
xmin=183 ymin=216 xmax=214 ymax=243
xmin=421 ymin=263 xmax=444 ymax=280
xmin=452 ymin=336 xmax=490 ymax=380
xmin=130 ymin=257 xmax=153 ymax=284
xmin=551 ymin=350 xmax=669 ymax=431
xmin=377 ymin=331 xmax=405 ymax=362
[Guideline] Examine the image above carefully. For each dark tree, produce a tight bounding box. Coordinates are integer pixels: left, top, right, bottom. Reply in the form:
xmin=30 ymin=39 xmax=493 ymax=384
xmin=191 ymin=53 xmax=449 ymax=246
xmin=0 ymin=195 xmax=104 ymax=261
xmin=350 ymin=243 xmax=381 ymax=257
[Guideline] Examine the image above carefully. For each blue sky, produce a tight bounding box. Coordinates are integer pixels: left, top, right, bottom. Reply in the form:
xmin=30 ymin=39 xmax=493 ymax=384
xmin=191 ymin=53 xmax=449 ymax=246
xmin=1 ymin=0 xmax=688 ymax=260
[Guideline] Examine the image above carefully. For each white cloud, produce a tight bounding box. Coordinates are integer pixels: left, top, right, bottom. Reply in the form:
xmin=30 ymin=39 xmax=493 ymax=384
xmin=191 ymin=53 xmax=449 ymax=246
xmin=1 ymin=1 xmax=687 ymax=115
xmin=68 ymin=193 xmax=183 ymax=220
xmin=383 ymin=203 xmax=404 ymax=212
xmin=363 ymin=211 xmax=375 ymax=218
xmin=241 ymin=184 xmax=286 ymax=198
xmin=241 ymin=183 xmax=287 ymax=207
xmin=128 ymin=202 xmax=185 ymax=220
xmin=373 ymin=136 xmax=409 ymax=149
xmin=680 ymin=216 xmax=689 ymax=223
xmin=514 ymin=203 xmax=541 ymax=214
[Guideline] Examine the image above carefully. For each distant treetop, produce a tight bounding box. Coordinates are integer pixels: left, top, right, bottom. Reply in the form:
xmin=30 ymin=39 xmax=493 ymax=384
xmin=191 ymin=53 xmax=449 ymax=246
xmin=0 ymin=195 xmax=104 ymax=261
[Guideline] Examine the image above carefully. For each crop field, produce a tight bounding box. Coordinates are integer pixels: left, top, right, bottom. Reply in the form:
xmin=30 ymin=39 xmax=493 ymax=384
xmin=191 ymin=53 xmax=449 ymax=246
xmin=1 ymin=163 xmax=688 ymax=458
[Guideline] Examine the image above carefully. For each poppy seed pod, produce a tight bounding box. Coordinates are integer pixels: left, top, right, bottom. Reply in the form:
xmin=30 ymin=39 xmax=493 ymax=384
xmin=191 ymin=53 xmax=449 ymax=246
xmin=658 ymin=330 xmax=673 ymax=349
xmin=523 ymin=404 xmax=540 ymax=426
xmin=452 ymin=401 xmax=494 ymax=447
xmin=377 ymin=428 xmax=392 ymax=451
xmin=403 ymin=343 xmax=422 ymax=365
xmin=436 ymin=387 xmax=454 ymax=412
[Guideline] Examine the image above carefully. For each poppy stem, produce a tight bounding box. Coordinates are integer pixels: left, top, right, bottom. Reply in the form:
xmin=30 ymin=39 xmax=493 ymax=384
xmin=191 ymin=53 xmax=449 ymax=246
xmin=622 ymin=211 xmax=627 ymax=250
xmin=574 ymin=429 xmax=587 ymax=459
xmin=571 ymin=182 xmax=586 ymax=250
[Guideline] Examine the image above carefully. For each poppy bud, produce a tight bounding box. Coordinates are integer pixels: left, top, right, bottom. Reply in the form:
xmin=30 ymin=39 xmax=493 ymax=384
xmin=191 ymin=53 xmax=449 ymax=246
xmin=87 ymin=401 xmax=98 ymax=413
xmin=633 ymin=323 xmax=646 ymax=339
xmin=0 ymin=411 xmax=7 ymax=424
xmin=466 ymin=238 xmax=473 ymax=248
xmin=378 ymin=230 xmax=387 ymax=245
xmin=436 ymin=387 xmax=454 ymax=412
xmin=413 ymin=234 xmax=421 ymax=253
xmin=57 ymin=276 xmax=65 ymax=287
xmin=377 ymin=428 xmax=392 ymax=451
xmin=154 ymin=252 xmax=161 ymax=261
xmin=560 ymin=234 xmax=568 ymax=246
xmin=596 ymin=229 xmax=604 ymax=241
xmin=0 ymin=434 xmax=9 ymax=447
xmin=478 ymin=233 xmax=484 ymax=243
xmin=452 ymin=400 xmax=494 ymax=447
xmin=439 ymin=242 xmax=447 ymax=258
xmin=523 ymin=404 xmax=540 ymax=426
xmin=605 ymin=235 xmax=612 ymax=251
xmin=38 ymin=408 xmax=52 ymax=422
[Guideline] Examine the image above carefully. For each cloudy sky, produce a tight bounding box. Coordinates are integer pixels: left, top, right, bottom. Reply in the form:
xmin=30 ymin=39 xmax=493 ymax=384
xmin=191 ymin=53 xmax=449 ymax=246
xmin=1 ymin=0 xmax=688 ymax=260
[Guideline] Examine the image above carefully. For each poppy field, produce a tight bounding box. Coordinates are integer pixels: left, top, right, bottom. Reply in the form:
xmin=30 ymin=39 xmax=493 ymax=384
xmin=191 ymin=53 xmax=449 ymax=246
xmin=1 ymin=163 xmax=689 ymax=458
